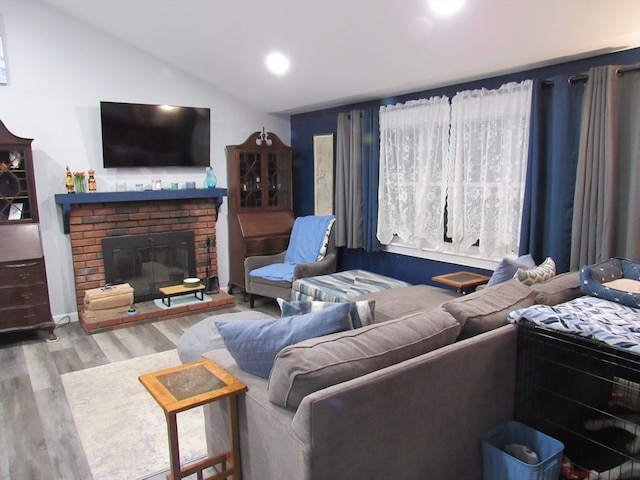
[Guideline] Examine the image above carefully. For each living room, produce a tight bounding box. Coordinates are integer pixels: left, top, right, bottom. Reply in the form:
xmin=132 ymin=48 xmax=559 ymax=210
xmin=1 ymin=0 xmax=639 ymax=323
xmin=1 ymin=1 xmax=640 ymax=479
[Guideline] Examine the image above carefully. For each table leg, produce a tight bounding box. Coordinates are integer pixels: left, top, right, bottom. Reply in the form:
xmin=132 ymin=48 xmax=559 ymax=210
xmin=227 ymin=395 xmax=242 ymax=480
xmin=166 ymin=411 xmax=181 ymax=480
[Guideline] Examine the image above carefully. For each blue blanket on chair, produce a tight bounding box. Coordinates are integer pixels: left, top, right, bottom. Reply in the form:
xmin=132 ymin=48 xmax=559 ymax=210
xmin=249 ymin=215 xmax=334 ymax=282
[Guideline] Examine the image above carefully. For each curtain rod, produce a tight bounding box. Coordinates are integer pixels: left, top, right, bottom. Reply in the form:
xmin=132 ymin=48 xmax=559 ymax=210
xmin=542 ymin=64 xmax=640 ymax=86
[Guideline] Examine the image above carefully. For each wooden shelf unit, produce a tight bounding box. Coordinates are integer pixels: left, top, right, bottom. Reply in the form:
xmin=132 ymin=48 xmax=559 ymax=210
xmin=0 ymin=120 xmax=56 ymax=340
xmin=226 ymin=131 xmax=294 ymax=293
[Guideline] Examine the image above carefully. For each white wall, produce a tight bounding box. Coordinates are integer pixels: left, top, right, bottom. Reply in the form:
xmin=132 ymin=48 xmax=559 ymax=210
xmin=0 ymin=0 xmax=290 ymax=320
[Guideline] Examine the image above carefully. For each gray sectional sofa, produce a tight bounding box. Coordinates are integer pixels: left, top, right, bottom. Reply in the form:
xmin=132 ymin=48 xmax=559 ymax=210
xmin=198 ymin=272 xmax=583 ymax=480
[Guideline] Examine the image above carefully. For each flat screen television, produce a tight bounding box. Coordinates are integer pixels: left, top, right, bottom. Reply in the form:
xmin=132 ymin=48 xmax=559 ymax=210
xmin=100 ymin=101 xmax=211 ymax=168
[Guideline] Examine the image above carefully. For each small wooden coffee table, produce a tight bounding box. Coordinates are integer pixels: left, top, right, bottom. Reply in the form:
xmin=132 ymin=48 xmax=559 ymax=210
xmin=159 ymin=284 xmax=206 ymax=307
xmin=431 ymin=271 xmax=491 ymax=294
xmin=139 ymin=358 xmax=247 ymax=480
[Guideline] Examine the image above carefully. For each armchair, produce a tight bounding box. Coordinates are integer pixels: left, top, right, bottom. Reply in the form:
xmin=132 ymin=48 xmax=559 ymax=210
xmin=245 ymin=215 xmax=337 ymax=307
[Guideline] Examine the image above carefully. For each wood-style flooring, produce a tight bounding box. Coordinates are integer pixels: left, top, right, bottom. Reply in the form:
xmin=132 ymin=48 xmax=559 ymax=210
xmin=0 ymin=294 xmax=279 ymax=480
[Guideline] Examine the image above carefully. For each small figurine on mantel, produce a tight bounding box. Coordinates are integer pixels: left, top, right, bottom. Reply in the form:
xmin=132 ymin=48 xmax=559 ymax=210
xmin=88 ymin=169 xmax=97 ymax=192
xmin=65 ymin=166 xmax=75 ymax=193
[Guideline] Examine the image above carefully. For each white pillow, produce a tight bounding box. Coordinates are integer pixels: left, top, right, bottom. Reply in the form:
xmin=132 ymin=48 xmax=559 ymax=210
xmin=514 ymin=257 xmax=556 ymax=286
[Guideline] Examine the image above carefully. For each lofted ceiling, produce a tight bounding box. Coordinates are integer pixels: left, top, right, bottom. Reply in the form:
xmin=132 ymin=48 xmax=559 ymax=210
xmin=44 ymin=0 xmax=640 ymax=115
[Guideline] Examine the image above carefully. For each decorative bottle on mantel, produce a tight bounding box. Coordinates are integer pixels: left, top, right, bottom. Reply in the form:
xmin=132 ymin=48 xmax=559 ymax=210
xmin=205 ymin=166 xmax=217 ymax=189
xmin=65 ymin=166 xmax=74 ymax=193
xmin=88 ymin=169 xmax=97 ymax=192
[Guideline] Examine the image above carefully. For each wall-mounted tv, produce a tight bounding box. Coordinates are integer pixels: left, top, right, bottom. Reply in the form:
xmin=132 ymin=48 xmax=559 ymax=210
xmin=100 ymin=101 xmax=211 ymax=168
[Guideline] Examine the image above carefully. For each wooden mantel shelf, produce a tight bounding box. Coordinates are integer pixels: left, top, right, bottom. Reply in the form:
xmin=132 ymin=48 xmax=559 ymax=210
xmin=54 ymin=188 xmax=227 ymax=234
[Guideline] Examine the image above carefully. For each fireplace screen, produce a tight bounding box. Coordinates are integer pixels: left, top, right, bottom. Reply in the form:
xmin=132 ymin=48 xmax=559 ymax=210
xmin=102 ymin=231 xmax=196 ymax=303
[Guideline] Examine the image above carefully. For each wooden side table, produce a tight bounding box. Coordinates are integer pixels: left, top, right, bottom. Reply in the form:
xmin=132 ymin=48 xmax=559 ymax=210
xmin=431 ymin=271 xmax=491 ymax=294
xmin=139 ymin=358 xmax=247 ymax=480
xmin=159 ymin=284 xmax=206 ymax=307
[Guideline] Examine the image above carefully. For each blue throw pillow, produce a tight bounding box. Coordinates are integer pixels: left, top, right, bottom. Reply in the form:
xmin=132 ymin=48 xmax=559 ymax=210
xmin=215 ymin=302 xmax=352 ymax=378
xmin=487 ymin=254 xmax=536 ymax=287
xmin=277 ymin=298 xmax=375 ymax=328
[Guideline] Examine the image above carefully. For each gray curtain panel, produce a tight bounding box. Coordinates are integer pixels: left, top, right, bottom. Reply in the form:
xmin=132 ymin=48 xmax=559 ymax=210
xmin=335 ymin=111 xmax=364 ymax=249
xmin=570 ymin=64 xmax=640 ymax=269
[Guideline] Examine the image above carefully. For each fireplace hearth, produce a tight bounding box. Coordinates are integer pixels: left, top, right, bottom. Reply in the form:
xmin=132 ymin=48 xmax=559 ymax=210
xmin=56 ymin=192 xmax=235 ymax=333
xmin=102 ymin=231 xmax=196 ymax=303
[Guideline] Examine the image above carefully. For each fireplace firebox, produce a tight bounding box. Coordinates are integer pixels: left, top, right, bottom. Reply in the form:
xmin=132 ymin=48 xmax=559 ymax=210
xmin=102 ymin=231 xmax=196 ymax=303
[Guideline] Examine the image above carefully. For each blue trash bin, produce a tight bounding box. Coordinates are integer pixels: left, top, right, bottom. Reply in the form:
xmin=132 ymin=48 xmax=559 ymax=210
xmin=482 ymin=421 xmax=564 ymax=480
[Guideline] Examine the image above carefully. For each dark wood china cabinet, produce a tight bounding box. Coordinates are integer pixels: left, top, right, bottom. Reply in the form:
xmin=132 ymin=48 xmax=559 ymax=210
xmin=0 ymin=120 xmax=56 ymax=340
xmin=226 ymin=131 xmax=294 ymax=293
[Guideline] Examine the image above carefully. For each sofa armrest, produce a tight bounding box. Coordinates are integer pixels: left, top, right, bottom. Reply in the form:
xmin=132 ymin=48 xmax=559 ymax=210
xmin=293 ymin=253 xmax=337 ymax=280
xmin=245 ymin=251 xmax=287 ymax=272
xmin=291 ymin=324 xmax=517 ymax=480
xmin=202 ymin=348 xmax=311 ymax=480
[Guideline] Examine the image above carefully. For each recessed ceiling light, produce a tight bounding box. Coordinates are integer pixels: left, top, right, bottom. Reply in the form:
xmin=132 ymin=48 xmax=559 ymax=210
xmin=265 ymin=52 xmax=290 ymax=76
xmin=428 ymin=0 xmax=465 ymax=16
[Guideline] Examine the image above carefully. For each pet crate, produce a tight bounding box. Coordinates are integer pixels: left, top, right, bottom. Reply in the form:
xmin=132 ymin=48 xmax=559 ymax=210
xmin=482 ymin=420 xmax=564 ymax=480
xmin=515 ymin=320 xmax=640 ymax=478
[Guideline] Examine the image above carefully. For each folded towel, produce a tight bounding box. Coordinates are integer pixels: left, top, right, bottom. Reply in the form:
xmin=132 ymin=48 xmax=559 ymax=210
xmin=250 ymin=263 xmax=296 ymax=282
xmin=284 ymin=215 xmax=335 ymax=265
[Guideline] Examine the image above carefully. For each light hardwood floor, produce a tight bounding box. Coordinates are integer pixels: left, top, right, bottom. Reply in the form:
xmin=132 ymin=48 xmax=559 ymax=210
xmin=0 ymin=295 xmax=280 ymax=480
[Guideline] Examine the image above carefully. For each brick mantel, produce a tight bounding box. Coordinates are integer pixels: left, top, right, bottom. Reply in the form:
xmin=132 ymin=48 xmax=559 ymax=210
xmin=55 ymin=190 xmax=233 ymax=332
xmin=54 ymin=188 xmax=227 ymax=233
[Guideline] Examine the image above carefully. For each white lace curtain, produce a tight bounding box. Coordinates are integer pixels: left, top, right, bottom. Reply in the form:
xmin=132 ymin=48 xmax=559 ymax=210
xmin=447 ymin=81 xmax=533 ymax=257
xmin=377 ymin=80 xmax=533 ymax=258
xmin=378 ymin=97 xmax=450 ymax=248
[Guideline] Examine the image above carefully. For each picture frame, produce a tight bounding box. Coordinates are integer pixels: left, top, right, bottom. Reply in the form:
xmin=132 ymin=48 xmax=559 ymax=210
xmin=313 ymin=134 xmax=334 ymax=216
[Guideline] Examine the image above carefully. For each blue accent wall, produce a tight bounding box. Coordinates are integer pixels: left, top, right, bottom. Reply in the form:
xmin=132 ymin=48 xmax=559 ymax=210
xmin=290 ymin=48 xmax=640 ymax=287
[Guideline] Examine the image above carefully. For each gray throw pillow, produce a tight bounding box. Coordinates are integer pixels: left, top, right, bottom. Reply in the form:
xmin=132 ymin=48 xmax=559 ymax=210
xmin=267 ymin=308 xmax=460 ymax=409
xmin=530 ymin=271 xmax=582 ymax=306
xmin=442 ymin=279 xmax=536 ymax=340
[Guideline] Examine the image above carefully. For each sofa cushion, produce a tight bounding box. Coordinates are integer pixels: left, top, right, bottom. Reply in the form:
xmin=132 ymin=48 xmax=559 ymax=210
xmin=277 ymin=298 xmax=376 ymax=328
xmin=267 ymin=307 xmax=460 ymax=409
xmin=348 ymin=284 xmax=459 ymax=323
xmin=442 ymin=279 xmax=536 ymax=339
xmin=514 ymin=257 xmax=556 ymax=286
xmin=487 ymin=254 xmax=536 ymax=287
xmin=177 ymin=310 xmax=274 ymax=363
xmin=215 ymin=303 xmax=352 ymax=378
xmin=530 ymin=271 xmax=582 ymax=306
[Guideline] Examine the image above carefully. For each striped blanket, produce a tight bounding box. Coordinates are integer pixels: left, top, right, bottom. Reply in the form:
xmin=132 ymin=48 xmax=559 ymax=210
xmin=292 ymin=269 xmax=411 ymax=302
xmin=508 ymin=296 xmax=640 ymax=353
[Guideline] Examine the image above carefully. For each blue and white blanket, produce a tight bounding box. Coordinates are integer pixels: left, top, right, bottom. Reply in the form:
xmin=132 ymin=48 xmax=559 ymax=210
xmin=508 ymin=296 xmax=640 ymax=353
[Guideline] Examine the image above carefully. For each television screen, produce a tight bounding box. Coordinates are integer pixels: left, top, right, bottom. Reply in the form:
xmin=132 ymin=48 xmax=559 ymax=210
xmin=100 ymin=101 xmax=211 ymax=168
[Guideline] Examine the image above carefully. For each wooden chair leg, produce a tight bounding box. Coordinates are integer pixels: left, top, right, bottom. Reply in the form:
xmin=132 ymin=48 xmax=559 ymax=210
xmin=248 ymin=293 xmax=255 ymax=308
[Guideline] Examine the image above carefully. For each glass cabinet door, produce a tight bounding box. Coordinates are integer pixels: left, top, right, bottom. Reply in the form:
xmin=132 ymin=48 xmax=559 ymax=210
xmin=266 ymin=152 xmax=290 ymax=208
xmin=239 ymin=152 xmax=263 ymax=208
xmin=0 ymin=149 xmax=32 ymax=222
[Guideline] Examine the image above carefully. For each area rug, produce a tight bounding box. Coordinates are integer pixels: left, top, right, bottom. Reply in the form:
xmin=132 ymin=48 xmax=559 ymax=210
xmin=61 ymin=349 xmax=207 ymax=480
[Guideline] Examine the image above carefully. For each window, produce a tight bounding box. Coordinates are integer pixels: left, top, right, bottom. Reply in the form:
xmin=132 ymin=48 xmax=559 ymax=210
xmin=378 ymin=96 xmax=450 ymax=249
xmin=378 ymin=80 xmax=533 ymax=263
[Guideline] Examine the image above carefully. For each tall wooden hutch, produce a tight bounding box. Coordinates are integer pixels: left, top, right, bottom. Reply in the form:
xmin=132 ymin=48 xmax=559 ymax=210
xmin=226 ymin=130 xmax=294 ymax=293
xmin=0 ymin=120 xmax=56 ymax=340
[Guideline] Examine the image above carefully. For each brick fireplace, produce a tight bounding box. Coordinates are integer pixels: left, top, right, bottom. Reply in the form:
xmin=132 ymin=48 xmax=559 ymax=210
xmin=55 ymin=189 xmax=234 ymax=333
